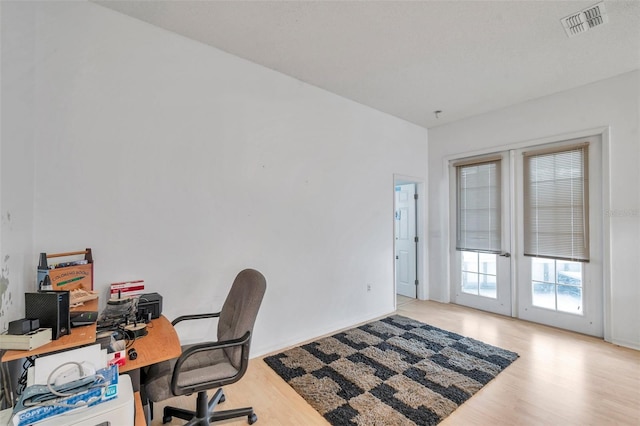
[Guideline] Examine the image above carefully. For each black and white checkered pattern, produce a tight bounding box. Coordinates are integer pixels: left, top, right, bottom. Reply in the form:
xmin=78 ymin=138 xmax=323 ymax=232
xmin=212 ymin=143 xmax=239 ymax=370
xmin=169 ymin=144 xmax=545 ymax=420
xmin=264 ymin=315 xmax=518 ymax=426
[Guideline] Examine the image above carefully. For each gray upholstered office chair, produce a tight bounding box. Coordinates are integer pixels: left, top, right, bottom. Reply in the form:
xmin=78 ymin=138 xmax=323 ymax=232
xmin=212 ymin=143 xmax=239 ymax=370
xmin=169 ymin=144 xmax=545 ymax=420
xmin=143 ymin=269 xmax=266 ymax=425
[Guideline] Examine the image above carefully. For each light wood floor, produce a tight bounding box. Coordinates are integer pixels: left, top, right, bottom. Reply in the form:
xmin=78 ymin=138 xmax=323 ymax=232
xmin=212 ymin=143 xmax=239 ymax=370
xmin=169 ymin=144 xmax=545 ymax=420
xmin=151 ymin=299 xmax=640 ymax=425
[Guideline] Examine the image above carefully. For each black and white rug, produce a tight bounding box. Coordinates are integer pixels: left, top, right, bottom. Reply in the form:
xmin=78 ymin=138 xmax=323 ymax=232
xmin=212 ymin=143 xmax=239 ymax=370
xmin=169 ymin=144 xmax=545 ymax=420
xmin=264 ymin=315 xmax=518 ymax=425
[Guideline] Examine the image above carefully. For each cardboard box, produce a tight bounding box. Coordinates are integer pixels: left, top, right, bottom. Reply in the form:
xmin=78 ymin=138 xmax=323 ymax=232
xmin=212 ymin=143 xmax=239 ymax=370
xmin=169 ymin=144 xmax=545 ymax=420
xmin=0 ymin=328 xmax=52 ymax=350
xmin=37 ymin=249 xmax=93 ymax=291
xmin=109 ymin=280 xmax=145 ymax=299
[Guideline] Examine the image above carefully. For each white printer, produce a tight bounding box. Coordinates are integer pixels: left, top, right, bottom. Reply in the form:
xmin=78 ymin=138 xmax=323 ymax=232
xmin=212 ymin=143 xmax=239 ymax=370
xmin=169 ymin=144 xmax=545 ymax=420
xmin=0 ymin=374 xmax=134 ymax=426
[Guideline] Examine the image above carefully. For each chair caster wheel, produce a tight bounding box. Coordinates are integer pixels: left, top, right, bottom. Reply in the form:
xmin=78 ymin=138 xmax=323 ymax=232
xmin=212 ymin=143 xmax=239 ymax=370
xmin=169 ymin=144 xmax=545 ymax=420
xmin=220 ymin=393 xmax=226 ymax=403
xmin=162 ymin=415 xmax=172 ymax=424
xmin=248 ymin=413 xmax=258 ymax=424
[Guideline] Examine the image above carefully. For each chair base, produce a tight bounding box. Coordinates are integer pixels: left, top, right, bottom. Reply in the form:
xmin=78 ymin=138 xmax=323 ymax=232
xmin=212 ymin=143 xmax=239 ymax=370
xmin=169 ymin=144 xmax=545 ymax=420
xmin=162 ymin=388 xmax=257 ymax=425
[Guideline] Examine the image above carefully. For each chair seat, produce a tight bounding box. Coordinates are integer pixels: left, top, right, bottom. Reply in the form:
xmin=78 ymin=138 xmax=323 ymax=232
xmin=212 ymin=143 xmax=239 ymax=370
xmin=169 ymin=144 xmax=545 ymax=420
xmin=145 ymin=345 xmax=239 ymax=402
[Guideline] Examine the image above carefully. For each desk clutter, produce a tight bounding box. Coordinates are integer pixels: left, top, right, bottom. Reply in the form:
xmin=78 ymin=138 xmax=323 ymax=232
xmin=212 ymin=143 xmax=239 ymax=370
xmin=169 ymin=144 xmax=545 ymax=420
xmin=0 ymin=247 xmax=172 ymax=425
xmin=0 ymin=289 xmax=71 ymax=351
xmin=0 ymin=329 xmax=52 ymax=351
xmin=4 ymin=345 xmax=129 ymax=426
xmin=1 ymin=246 xmax=162 ymax=359
xmin=6 ymin=374 xmax=134 ymax=426
xmin=98 ymin=290 xmax=163 ymax=332
xmin=0 ymin=248 xmax=99 ymax=350
xmin=25 ymin=291 xmax=70 ymax=341
xmin=94 ymin=289 xmax=163 ymax=368
xmin=37 ymin=249 xmax=93 ymax=293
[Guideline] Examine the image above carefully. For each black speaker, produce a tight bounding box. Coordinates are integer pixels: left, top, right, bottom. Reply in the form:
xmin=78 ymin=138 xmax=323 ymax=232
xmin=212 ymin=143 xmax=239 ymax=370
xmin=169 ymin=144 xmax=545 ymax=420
xmin=25 ymin=291 xmax=70 ymax=340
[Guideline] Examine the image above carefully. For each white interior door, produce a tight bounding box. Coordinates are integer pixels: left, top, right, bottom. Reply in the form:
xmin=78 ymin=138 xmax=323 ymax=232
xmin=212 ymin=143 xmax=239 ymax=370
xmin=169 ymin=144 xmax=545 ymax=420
xmin=450 ymin=153 xmax=512 ymax=316
xmin=395 ymin=184 xmax=417 ymax=298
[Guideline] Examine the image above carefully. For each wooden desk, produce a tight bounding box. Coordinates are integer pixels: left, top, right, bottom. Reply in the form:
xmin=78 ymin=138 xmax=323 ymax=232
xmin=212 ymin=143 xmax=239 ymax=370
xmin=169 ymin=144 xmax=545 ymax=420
xmin=134 ymin=392 xmax=146 ymax=425
xmin=1 ymin=303 xmax=181 ymax=369
xmin=1 ymin=299 xmax=98 ymax=362
xmin=119 ymin=315 xmax=181 ymax=373
xmin=1 ymin=305 xmax=181 ymax=426
xmin=121 ymin=315 xmax=182 ymax=425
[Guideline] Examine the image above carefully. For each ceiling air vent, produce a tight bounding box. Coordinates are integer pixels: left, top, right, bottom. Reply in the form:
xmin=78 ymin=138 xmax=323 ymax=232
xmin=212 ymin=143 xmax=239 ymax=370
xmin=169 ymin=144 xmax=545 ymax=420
xmin=561 ymin=2 xmax=608 ymax=37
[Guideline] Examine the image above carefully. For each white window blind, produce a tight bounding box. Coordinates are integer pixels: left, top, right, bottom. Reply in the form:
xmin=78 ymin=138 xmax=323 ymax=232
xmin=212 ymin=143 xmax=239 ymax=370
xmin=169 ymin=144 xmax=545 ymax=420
xmin=456 ymin=159 xmax=501 ymax=253
xmin=523 ymin=143 xmax=589 ymax=262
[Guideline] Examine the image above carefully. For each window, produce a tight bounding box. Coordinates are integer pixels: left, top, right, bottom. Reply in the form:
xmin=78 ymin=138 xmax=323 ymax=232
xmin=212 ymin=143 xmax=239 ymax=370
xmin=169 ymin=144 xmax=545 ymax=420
xmin=461 ymin=251 xmax=497 ymax=298
xmin=532 ymin=258 xmax=583 ymax=315
xmin=456 ymin=158 xmax=502 ymax=253
xmin=523 ymin=143 xmax=589 ymax=262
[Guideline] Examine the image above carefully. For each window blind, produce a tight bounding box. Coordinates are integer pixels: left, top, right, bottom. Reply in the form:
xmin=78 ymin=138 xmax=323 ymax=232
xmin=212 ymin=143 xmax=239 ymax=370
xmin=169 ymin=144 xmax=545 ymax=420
xmin=523 ymin=143 xmax=589 ymax=262
xmin=456 ymin=159 xmax=501 ymax=253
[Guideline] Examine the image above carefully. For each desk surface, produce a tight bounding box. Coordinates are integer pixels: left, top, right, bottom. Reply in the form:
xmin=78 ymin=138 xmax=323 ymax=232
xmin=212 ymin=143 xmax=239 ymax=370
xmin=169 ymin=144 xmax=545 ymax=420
xmin=1 ymin=299 xmax=99 ymax=362
xmin=1 ymin=302 xmax=181 ymax=426
xmin=120 ymin=315 xmax=181 ymax=372
xmin=1 ymin=300 xmax=182 ymax=371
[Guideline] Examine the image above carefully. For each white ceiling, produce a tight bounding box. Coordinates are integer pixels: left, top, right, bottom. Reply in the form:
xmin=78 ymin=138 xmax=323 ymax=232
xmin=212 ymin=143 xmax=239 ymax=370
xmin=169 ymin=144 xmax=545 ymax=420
xmin=94 ymin=0 xmax=640 ymax=128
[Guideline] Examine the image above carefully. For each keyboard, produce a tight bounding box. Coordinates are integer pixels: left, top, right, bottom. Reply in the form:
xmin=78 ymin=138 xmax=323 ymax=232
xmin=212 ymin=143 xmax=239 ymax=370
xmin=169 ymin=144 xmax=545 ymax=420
xmin=70 ymin=288 xmax=98 ymax=306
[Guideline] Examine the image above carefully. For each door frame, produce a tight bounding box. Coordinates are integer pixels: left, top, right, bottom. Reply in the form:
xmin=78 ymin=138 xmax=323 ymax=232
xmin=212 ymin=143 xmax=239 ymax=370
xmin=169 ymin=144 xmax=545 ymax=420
xmin=442 ymin=127 xmax=611 ymax=340
xmin=393 ymin=175 xmax=427 ymax=305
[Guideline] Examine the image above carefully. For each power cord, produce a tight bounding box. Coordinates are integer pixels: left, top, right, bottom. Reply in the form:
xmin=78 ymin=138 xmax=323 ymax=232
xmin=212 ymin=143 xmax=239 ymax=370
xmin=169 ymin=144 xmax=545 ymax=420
xmin=45 ymin=361 xmax=101 ymax=397
xmin=0 ymin=349 xmax=14 ymax=409
xmin=17 ymin=357 xmax=35 ymax=395
xmin=112 ymin=325 xmax=137 ymax=349
xmin=21 ymin=361 xmax=107 ymax=409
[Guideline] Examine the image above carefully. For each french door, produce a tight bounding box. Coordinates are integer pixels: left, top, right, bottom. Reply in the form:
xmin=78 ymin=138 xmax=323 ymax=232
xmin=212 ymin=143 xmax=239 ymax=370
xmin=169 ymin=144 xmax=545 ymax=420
xmin=450 ymin=135 xmax=603 ymax=337
xmin=449 ymin=152 xmax=512 ymax=316
xmin=514 ymin=136 xmax=603 ymax=336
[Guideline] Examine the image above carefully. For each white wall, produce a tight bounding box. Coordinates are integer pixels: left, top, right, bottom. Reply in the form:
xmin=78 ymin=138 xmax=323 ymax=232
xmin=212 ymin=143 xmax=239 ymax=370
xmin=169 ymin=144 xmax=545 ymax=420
xmin=0 ymin=1 xmax=428 ymax=355
xmin=428 ymin=70 xmax=640 ymax=349
xmin=0 ymin=1 xmax=37 ymax=331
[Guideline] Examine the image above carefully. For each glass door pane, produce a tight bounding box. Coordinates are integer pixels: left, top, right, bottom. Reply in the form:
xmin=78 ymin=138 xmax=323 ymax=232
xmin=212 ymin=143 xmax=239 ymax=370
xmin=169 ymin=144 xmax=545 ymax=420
xmin=461 ymin=251 xmax=497 ymax=298
xmin=531 ymin=258 xmax=583 ymax=314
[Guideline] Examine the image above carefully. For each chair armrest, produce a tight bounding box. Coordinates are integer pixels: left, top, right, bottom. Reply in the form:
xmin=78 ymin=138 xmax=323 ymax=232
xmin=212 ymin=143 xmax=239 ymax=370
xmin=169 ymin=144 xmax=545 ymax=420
xmin=174 ymin=331 xmax=251 ymax=370
xmin=171 ymin=312 xmax=220 ymax=326
xmin=171 ymin=331 xmax=251 ymax=396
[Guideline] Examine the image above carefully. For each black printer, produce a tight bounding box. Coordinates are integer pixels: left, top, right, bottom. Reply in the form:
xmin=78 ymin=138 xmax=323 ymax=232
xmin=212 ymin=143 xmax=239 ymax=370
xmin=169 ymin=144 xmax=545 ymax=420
xmin=137 ymin=292 xmax=163 ymax=321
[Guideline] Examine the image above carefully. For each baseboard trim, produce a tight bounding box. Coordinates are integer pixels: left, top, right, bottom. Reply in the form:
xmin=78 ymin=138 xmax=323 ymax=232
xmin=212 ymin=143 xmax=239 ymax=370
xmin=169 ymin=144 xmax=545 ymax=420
xmin=609 ymin=337 xmax=640 ymax=351
xmin=252 ymin=306 xmax=395 ymax=359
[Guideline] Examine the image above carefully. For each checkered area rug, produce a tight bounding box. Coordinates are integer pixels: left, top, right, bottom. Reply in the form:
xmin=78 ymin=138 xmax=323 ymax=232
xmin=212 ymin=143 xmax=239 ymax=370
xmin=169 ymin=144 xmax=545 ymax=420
xmin=264 ymin=315 xmax=518 ymax=425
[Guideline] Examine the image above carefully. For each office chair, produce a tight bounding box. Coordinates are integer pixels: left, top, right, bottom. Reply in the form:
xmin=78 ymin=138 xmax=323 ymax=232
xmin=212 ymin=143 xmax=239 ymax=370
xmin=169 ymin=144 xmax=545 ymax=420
xmin=143 ymin=269 xmax=266 ymax=425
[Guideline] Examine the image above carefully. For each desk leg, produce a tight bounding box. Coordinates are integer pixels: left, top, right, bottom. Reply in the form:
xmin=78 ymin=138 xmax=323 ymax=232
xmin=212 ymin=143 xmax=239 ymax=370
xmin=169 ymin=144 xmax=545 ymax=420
xmin=133 ymin=392 xmax=149 ymax=426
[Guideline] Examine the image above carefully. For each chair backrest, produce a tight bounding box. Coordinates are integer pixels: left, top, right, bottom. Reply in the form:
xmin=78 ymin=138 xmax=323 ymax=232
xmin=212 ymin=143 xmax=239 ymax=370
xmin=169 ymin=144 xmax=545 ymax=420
xmin=217 ymin=269 xmax=266 ymax=368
